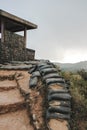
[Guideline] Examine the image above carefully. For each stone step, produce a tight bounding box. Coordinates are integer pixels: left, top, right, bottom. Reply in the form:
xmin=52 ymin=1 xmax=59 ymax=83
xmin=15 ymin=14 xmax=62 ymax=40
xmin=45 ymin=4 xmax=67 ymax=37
xmin=0 ymin=80 xmax=17 ymax=91
xmin=0 ymin=88 xmax=25 ymax=114
xmin=0 ymin=109 xmax=34 ymax=130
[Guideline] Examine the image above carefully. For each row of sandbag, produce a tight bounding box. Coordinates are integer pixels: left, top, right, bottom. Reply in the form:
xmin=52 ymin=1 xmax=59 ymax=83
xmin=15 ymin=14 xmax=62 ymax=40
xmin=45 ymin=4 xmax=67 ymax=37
xmin=38 ymin=62 xmax=71 ymax=121
xmin=29 ymin=61 xmax=71 ymax=121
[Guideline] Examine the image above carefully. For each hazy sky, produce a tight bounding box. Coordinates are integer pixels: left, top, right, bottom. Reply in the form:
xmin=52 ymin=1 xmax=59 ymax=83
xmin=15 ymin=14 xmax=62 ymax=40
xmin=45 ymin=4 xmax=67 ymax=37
xmin=0 ymin=0 xmax=87 ymax=63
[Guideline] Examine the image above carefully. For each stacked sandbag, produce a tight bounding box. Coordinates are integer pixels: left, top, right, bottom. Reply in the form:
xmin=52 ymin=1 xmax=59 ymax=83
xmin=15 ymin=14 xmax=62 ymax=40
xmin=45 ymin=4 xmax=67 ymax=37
xmin=29 ymin=66 xmax=41 ymax=88
xmin=29 ymin=60 xmax=71 ymax=129
xmin=38 ymin=61 xmax=71 ymax=129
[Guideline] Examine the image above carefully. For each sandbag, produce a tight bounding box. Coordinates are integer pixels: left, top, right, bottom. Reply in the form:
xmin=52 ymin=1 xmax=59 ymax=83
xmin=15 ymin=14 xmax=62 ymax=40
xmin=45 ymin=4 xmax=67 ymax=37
xmin=40 ymin=68 xmax=57 ymax=75
xmin=29 ymin=77 xmax=38 ymax=88
xmin=28 ymin=65 xmax=37 ymax=74
xmin=46 ymin=110 xmax=70 ymax=120
xmin=0 ymin=64 xmax=32 ymax=70
xmin=46 ymin=78 xmax=65 ymax=86
xmin=39 ymin=64 xmax=53 ymax=71
xmin=38 ymin=63 xmax=47 ymax=68
xmin=48 ymin=93 xmax=71 ymax=101
xmin=43 ymin=73 xmax=61 ymax=81
xmin=32 ymin=71 xmax=40 ymax=77
xmin=48 ymin=106 xmax=71 ymax=114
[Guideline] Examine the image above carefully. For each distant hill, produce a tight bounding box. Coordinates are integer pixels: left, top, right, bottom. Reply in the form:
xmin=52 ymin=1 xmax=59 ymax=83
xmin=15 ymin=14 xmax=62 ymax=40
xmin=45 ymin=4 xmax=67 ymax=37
xmin=54 ymin=61 xmax=87 ymax=72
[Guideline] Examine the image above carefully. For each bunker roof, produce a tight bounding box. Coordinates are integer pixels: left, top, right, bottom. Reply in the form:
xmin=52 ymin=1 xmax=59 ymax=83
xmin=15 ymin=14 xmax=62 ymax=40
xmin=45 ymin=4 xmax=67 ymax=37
xmin=0 ymin=9 xmax=37 ymax=32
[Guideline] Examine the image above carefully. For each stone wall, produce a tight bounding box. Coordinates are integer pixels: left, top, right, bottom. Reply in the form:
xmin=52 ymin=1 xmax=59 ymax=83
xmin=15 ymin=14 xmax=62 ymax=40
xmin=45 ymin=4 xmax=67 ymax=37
xmin=0 ymin=31 xmax=35 ymax=63
xmin=4 ymin=30 xmax=25 ymax=48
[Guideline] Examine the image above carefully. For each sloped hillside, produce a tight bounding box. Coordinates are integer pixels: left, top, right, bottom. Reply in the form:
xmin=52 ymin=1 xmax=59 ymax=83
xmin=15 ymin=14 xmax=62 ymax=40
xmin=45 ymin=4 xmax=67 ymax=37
xmin=55 ymin=61 xmax=87 ymax=72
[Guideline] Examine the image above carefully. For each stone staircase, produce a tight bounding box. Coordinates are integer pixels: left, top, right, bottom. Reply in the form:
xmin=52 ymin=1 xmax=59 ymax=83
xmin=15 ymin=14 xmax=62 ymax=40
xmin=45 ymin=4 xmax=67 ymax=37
xmin=0 ymin=61 xmax=71 ymax=130
xmin=0 ymin=71 xmax=34 ymax=130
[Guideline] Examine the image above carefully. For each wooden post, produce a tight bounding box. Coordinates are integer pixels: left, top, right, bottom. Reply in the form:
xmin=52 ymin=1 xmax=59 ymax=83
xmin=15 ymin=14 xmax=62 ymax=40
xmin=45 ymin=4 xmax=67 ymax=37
xmin=24 ymin=27 xmax=27 ymax=47
xmin=1 ymin=18 xmax=5 ymax=43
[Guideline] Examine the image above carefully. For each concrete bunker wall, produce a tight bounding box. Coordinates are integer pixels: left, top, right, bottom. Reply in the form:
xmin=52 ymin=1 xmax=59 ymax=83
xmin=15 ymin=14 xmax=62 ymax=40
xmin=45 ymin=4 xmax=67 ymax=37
xmin=0 ymin=31 xmax=35 ymax=63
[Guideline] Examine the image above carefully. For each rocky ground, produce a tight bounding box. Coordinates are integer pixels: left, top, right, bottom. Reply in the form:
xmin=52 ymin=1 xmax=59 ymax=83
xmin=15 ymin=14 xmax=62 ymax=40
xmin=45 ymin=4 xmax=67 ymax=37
xmin=0 ymin=61 xmax=71 ymax=130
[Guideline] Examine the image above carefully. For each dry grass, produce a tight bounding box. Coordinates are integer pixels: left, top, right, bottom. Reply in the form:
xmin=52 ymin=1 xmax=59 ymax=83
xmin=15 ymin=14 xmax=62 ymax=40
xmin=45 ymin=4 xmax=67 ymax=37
xmin=61 ymin=71 xmax=87 ymax=130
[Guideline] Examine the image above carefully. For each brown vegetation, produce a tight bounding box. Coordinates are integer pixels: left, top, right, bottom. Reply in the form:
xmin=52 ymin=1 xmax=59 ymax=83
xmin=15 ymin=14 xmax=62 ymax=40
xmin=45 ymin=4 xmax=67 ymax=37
xmin=61 ymin=70 xmax=87 ymax=130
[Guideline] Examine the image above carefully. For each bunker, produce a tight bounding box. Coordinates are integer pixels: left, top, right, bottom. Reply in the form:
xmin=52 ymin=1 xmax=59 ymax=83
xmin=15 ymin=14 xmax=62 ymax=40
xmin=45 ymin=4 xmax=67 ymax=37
xmin=0 ymin=10 xmax=37 ymax=63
